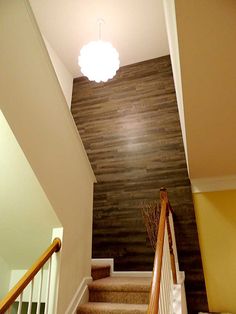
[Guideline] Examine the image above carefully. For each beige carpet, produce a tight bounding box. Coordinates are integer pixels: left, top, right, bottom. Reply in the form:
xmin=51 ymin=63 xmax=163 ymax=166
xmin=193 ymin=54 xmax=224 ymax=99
xmin=78 ymin=302 xmax=148 ymax=314
xmin=91 ymin=264 xmax=111 ymax=281
xmin=77 ymin=265 xmax=151 ymax=314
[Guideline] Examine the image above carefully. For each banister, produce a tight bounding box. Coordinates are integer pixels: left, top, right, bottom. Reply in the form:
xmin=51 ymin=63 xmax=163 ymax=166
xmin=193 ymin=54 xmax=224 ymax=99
xmin=147 ymin=187 xmax=177 ymax=314
xmin=147 ymin=193 xmax=167 ymax=314
xmin=0 ymin=237 xmax=61 ymax=313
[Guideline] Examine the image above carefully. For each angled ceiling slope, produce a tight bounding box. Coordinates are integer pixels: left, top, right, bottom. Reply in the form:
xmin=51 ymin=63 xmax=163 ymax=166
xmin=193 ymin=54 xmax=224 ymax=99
xmin=176 ymin=1 xmax=236 ymax=176
xmin=165 ymin=0 xmax=236 ymax=191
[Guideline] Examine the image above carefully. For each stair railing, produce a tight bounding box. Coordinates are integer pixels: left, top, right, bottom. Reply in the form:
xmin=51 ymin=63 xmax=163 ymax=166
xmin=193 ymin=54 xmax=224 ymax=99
xmin=0 ymin=238 xmax=61 ymax=314
xmin=147 ymin=188 xmax=178 ymax=314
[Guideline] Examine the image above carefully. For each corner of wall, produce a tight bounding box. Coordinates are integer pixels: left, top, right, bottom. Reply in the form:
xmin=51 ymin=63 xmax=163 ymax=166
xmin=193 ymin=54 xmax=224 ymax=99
xmin=0 ymin=257 xmax=11 ymax=299
xmin=193 ymin=189 xmax=236 ymax=313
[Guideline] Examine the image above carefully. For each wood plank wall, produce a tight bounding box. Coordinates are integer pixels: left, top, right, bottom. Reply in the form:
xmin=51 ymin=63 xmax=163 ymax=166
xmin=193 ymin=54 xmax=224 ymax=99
xmin=71 ymin=56 xmax=208 ymax=313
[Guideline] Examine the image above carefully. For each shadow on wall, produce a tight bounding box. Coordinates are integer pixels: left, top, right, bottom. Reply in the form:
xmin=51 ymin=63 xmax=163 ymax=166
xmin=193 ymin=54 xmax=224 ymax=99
xmin=0 ymin=110 xmax=61 ymax=298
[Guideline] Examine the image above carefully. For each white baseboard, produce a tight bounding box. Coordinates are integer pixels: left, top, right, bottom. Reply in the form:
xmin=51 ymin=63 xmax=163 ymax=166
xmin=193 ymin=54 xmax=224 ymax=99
xmin=65 ymin=276 xmax=92 ymax=314
xmin=92 ymin=258 xmax=152 ymax=277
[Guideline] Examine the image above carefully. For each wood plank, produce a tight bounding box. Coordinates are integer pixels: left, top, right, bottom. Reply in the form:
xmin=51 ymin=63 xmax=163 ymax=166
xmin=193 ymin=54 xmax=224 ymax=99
xmin=71 ymin=56 xmax=208 ymax=313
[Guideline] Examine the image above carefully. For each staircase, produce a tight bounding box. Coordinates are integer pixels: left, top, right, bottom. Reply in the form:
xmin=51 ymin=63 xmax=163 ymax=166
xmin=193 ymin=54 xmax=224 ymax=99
xmin=77 ymin=264 xmax=151 ymax=314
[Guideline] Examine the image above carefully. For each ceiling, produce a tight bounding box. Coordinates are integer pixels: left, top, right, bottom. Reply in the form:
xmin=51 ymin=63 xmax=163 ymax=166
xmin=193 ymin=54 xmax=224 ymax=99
xmin=29 ymin=0 xmax=169 ymax=77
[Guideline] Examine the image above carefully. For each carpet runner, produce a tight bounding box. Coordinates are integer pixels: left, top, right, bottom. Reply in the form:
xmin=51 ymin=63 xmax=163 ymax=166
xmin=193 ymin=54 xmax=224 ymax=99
xmin=77 ymin=264 xmax=151 ymax=314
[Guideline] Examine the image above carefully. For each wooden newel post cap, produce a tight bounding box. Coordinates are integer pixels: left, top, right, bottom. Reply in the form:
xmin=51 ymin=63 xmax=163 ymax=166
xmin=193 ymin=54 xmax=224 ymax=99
xmin=160 ymin=187 xmax=167 ymax=192
xmin=160 ymin=187 xmax=168 ymax=201
xmin=53 ymin=238 xmax=62 ymax=252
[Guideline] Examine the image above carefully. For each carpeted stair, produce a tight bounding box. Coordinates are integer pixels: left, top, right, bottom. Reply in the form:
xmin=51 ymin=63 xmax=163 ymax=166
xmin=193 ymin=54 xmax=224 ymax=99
xmin=77 ymin=265 xmax=151 ymax=314
xmin=91 ymin=264 xmax=111 ymax=281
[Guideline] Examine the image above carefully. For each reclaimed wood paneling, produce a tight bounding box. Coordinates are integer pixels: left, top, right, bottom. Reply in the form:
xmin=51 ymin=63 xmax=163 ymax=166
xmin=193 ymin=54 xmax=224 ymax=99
xmin=71 ymin=56 xmax=208 ymax=313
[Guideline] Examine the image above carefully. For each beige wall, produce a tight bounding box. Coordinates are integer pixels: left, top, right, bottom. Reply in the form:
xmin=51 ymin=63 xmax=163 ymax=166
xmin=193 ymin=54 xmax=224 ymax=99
xmin=43 ymin=36 xmax=73 ymax=109
xmin=175 ymin=0 xmax=236 ymax=179
xmin=0 ymin=110 xmax=61 ymax=269
xmin=0 ymin=0 xmax=95 ymax=312
xmin=0 ymin=257 xmax=10 ymax=299
xmin=194 ymin=190 xmax=236 ymax=313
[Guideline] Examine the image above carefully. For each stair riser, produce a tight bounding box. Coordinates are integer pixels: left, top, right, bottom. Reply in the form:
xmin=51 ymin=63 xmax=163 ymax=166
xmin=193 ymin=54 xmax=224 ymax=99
xmin=91 ymin=267 xmax=110 ymax=281
xmin=89 ymin=290 xmax=149 ymax=304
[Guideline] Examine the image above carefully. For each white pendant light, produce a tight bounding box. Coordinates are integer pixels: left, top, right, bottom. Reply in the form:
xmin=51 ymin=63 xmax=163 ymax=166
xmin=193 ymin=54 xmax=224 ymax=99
xmin=78 ymin=19 xmax=120 ymax=83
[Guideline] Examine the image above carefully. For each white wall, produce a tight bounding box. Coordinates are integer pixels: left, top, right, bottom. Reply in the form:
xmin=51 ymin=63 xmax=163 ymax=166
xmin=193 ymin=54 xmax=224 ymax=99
xmin=162 ymin=0 xmax=188 ymax=171
xmin=43 ymin=36 xmax=73 ymax=109
xmin=0 ymin=1 xmax=95 ymax=313
xmin=0 ymin=256 xmax=11 ymax=299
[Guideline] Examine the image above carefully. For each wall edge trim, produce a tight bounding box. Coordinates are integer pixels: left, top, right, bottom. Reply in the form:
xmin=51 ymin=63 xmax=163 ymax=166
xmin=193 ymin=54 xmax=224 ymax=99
xmin=191 ymin=175 xmax=236 ymax=193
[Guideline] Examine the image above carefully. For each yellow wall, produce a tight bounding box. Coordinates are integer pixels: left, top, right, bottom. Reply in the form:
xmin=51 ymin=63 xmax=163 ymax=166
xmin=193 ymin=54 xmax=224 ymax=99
xmin=193 ymin=190 xmax=236 ymax=313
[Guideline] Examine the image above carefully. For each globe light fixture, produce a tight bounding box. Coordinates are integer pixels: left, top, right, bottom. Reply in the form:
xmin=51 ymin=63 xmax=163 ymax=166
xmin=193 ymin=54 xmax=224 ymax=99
xmin=78 ymin=19 xmax=120 ymax=83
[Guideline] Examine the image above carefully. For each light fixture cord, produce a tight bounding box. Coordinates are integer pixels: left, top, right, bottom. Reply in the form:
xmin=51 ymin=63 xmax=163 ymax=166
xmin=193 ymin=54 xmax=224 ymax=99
xmin=97 ymin=18 xmax=104 ymax=41
xmin=99 ymin=21 xmax=102 ymax=40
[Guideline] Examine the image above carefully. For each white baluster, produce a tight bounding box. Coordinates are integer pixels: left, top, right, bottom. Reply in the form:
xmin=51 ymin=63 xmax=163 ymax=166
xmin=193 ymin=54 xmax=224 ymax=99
xmin=160 ymin=271 xmax=164 ymax=314
xmin=166 ymin=226 xmax=173 ymax=314
xmin=167 ymin=261 xmax=171 ymax=313
xmin=166 ymin=253 xmax=171 ymax=314
xmin=162 ymin=227 xmax=166 ymax=313
xmin=36 ymin=268 xmax=43 ymax=314
xmin=160 ymin=226 xmax=169 ymax=314
xmin=169 ymin=212 xmax=179 ymax=275
xmin=27 ymin=279 xmax=34 ymax=314
xmin=45 ymin=258 xmax=52 ymax=314
xmin=167 ymin=233 xmax=171 ymax=314
xmin=162 ymin=224 xmax=174 ymax=314
xmin=17 ymin=293 xmax=23 ymax=314
xmin=164 ymin=230 xmax=168 ymax=313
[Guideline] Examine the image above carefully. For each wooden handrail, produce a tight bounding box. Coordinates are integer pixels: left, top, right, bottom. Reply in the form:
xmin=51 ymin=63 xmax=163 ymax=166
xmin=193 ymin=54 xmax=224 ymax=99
xmin=0 ymin=238 xmax=61 ymax=313
xmin=147 ymin=188 xmax=177 ymax=314
xmin=147 ymin=196 xmax=167 ymax=314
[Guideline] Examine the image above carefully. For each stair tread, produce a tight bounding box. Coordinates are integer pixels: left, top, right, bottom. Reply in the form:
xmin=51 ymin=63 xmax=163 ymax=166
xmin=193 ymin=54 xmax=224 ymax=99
xmin=78 ymin=302 xmax=148 ymax=313
xmin=88 ymin=276 xmax=151 ymax=292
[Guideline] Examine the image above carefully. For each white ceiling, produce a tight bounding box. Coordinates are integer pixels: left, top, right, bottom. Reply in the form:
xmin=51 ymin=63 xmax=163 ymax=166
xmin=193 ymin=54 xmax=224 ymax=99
xmin=29 ymin=0 xmax=169 ymax=77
